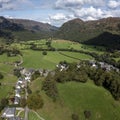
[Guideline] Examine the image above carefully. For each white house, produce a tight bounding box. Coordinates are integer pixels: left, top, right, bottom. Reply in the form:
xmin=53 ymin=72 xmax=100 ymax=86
xmin=25 ymin=76 xmax=31 ymax=82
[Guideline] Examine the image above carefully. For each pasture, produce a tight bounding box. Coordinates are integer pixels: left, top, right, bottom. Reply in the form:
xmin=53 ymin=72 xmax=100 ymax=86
xmin=29 ymin=78 xmax=120 ymax=120
xmin=21 ymin=50 xmax=93 ymax=69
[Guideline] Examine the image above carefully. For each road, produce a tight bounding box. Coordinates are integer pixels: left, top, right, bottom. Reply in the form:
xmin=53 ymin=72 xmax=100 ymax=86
xmin=24 ymin=79 xmax=29 ymax=120
xmin=24 ymin=106 xmax=29 ymax=120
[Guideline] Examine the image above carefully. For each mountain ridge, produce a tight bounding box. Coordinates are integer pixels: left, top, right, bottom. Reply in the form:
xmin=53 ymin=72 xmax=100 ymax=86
xmin=0 ymin=16 xmax=120 ymax=49
xmin=55 ymin=17 xmax=120 ymax=49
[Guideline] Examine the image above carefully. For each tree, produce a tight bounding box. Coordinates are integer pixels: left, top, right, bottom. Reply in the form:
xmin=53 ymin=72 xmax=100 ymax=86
xmin=13 ymin=69 xmax=21 ymax=78
xmin=42 ymin=50 xmax=47 ymax=55
xmin=84 ymin=110 xmax=91 ymax=119
xmin=31 ymin=70 xmax=40 ymax=81
xmin=20 ymin=98 xmax=26 ymax=107
xmin=0 ymin=72 xmax=4 ymax=79
xmin=27 ymin=93 xmax=44 ymax=110
xmin=42 ymin=73 xmax=58 ymax=101
xmin=72 ymin=113 xmax=79 ymax=120
xmin=0 ymin=98 xmax=9 ymax=107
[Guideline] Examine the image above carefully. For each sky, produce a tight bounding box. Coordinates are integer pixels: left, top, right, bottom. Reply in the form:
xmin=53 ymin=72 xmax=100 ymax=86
xmin=0 ymin=0 xmax=120 ymax=26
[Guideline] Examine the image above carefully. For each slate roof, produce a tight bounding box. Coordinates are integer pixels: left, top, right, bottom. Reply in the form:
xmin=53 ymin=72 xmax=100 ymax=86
xmin=1 ymin=107 xmax=16 ymax=118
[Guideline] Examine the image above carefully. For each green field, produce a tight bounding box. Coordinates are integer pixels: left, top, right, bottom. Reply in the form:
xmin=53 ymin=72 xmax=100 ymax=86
xmin=51 ymin=40 xmax=105 ymax=54
xmin=28 ymin=111 xmax=41 ymax=120
xmin=22 ymin=50 xmax=93 ymax=69
xmin=0 ymin=54 xmax=18 ymax=101
xmin=11 ymin=39 xmax=105 ymax=54
xmin=1 ymin=39 xmax=119 ymax=120
xmin=29 ymin=78 xmax=120 ymax=120
xmin=0 ymin=63 xmax=17 ymax=100
xmin=58 ymin=81 xmax=120 ymax=120
xmin=0 ymin=54 xmax=20 ymax=63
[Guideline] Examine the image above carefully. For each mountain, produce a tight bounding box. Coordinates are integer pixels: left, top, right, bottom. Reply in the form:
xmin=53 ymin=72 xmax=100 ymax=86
xmin=0 ymin=16 xmax=57 ymax=43
xmin=55 ymin=17 xmax=120 ymax=49
xmin=8 ymin=18 xmax=57 ymax=32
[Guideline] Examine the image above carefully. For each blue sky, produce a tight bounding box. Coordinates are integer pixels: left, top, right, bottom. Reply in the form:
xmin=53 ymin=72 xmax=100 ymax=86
xmin=0 ymin=0 xmax=120 ymax=26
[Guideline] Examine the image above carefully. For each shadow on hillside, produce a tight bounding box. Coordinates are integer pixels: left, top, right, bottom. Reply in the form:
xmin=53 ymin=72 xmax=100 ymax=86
xmin=84 ymin=32 xmax=120 ymax=50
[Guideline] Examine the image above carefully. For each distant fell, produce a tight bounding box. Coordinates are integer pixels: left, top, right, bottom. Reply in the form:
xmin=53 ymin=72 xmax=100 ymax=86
xmin=55 ymin=17 xmax=120 ymax=49
xmin=0 ymin=16 xmax=58 ymax=43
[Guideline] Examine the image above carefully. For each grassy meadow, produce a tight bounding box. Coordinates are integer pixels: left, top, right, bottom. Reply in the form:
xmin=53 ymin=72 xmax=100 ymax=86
xmin=21 ymin=50 xmax=93 ymax=69
xmin=0 ymin=54 xmax=18 ymax=101
xmin=29 ymin=77 xmax=120 ymax=120
xmin=0 ymin=39 xmax=119 ymax=120
xmin=52 ymin=40 xmax=105 ymax=54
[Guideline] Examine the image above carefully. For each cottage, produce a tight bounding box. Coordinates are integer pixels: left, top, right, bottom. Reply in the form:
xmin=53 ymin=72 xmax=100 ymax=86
xmin=15 ymin=93 xmax=21 ymax=98
xmin=17 ymin=78 xmax=23 ymax=84
xmin=8 ymin=117 xmax=21 ymax=120
xmin=14 ymin=96 xmax=20 ymax=105
xmin=25 ymin=76 xmax=31 ymax=82
xmin=56 ymin=63 xmax=69 ymax=71
xmin=1 ymin=107 xmax=16 ymax=118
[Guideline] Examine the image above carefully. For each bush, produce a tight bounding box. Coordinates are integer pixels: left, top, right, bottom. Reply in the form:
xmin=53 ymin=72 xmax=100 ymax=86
xmin=71 ymin=113 xmax=79 ymax=120
xmin=42 ymin=50 xmax=47 ymax=55
xmin=84 ymin=110 xmax=91 ymax=119
xmin=0 ymin=73 xmax=4 ymax=79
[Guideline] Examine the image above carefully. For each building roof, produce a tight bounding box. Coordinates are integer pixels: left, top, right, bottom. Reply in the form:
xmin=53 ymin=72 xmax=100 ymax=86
xmin=8 ymin=117 xmax=21 ymax=120
xmin=1 ymin=107 xmax=16 ymax=118
xmin=14 ymin=96 xmax=20 ymax=105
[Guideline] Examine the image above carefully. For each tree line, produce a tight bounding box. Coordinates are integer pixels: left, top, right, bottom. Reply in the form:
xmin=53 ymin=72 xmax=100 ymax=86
xmin=42 ymin=61 xmax=120 ymax=100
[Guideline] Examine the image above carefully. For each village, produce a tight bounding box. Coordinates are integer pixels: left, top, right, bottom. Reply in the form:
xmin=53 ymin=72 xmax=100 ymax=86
xmin=0 ymin=59 xmax=119 ymax=120
xmin=0 ymin=67 xmax=50 ymax=120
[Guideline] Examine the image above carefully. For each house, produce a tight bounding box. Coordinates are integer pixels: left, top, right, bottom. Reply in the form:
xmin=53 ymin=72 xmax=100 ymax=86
xmin=16 ymin=85 xmax=21 ymax=89
xmin=1 ymin=107 xmax=16 ymax=118
xmin=15 ymin=93 xmax=20 ymax=98
xmin=17 ymin=78 xmax=23 ymax=84
xmin=8 ymin=117 xmax=21 ymax=120
xmin=15 ymin=82 xmax=22 ymax=89
xmin=89 ymin=60 xmax=97 ymax=68
xmin=56 ymin=63 xmax=69 ymax=72
xmin=38 ymin=69 xmax=44 ymax=76
xmin=14 ymin=96 xmax=20 ymax=105
xmin=77 ymin=64 xmax=81 ymax=69
xmin=25 ymin=76 xmax=31 ymax=82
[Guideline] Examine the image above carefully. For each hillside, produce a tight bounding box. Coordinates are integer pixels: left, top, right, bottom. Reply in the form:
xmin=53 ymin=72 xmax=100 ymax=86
xmin=0 ymin=16 xmax=57 ymax=42
xmin=9 ymin=18 xmax=57 ymax=32
xmin=1 ymin=16 xmax=120 ymax=49
xmin=55 ymin=17 xmax=120 ymax=49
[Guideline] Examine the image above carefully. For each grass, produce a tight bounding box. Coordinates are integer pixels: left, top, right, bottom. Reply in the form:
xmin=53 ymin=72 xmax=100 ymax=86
xmin=114 ymin=57 xmax=120 ymax=62
xmin=30 ymin=78 xmax=72 ymax=120
xmin=29 ymin=77 xmax=120 ymax=120
xmin=28 ymin=111 xmax=42 ymax=120
xmin=0 ymin=60 xmax=17 ymax=101
xmin=60 ymin=51 xmax=93 ymax=60
xmin=57 ymin=81 xmax=120 ymax=120
xmin=0 ymin=54 xmax=20 ymax=63
xmin=0 ymin=85 xmax=14 ymax=99
xmin=22 ymin=50 xmax=93 ymax=69
xmin=51 ymin=40 xmax=105 ymax=54
xmin=11 ymin=39 xmax=106 ymax=54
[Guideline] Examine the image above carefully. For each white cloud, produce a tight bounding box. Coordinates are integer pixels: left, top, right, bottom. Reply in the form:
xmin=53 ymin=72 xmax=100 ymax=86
xmin=108 ymin=0 xmax=120 ymax=9
xmin=55 ymin=0 xmax=105 ymax=9
xmin=0 ymin=0 xmax=32 ymax=11
xmin=0 ymin=0 xmax=11 ymax=3
xmin=74 ymin=6 xmax=104 ymax=19
xmin=40 ymin=20 xmax=51 ymax=24
xmin=49 ymin=13 xmax=76 ymax=26
xmin=49 ymin=13 xmax=67 ymax=21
